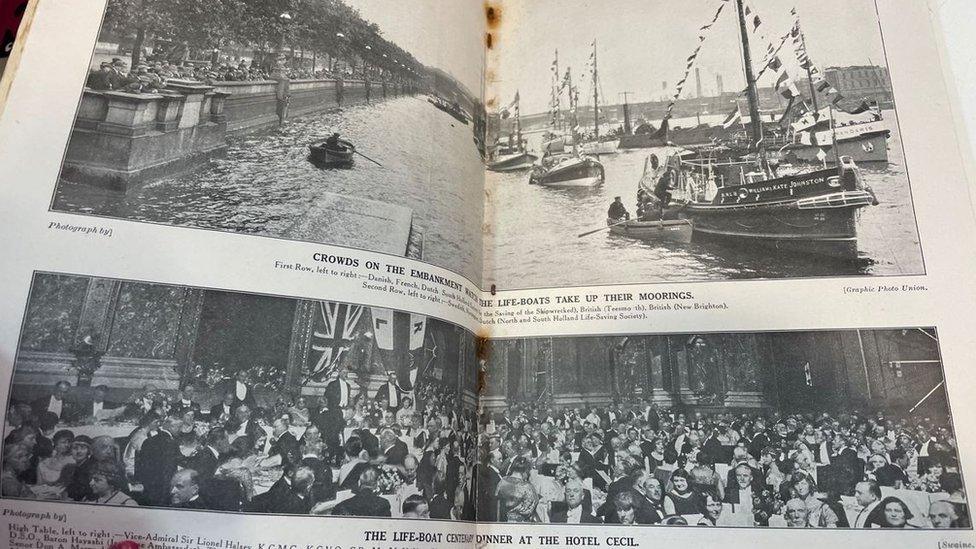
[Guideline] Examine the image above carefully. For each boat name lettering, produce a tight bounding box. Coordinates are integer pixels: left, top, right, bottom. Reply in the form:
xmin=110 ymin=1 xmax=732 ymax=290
xmin=720 ymin=175 xmax=828 ymax=197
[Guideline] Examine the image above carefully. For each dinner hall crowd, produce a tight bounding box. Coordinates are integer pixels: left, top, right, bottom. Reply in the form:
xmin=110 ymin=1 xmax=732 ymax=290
xmin=1 ymin=369 xmax=477 ymax=519
xmin=2 ymin=374 xmax=969 ymax=529
xmin=475 ymin=399 xmax=968 ymax=528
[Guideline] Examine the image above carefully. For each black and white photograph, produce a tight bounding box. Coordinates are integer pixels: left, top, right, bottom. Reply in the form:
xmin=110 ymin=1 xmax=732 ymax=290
xmin=484 ymin=0 xmax=924 ymax=289
xmin=1 ymin=272 xmax=478 ymax=520
xmin=476 ymin=327 xmax=967 ymax=529
xmin=49 ymin=0 xmax=486 ymax=283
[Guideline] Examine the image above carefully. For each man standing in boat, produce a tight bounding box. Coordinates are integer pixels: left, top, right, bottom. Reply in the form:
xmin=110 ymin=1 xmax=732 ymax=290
xmin=608 ymin=197 xmax=630 ymax=222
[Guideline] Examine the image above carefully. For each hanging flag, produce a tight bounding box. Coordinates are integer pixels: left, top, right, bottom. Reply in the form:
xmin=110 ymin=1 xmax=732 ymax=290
xmin=722 ymin=105 xmax=742 ymax=129
xmin=308 ymin=302 xmax=365 ymax=380
xmin=559 ymin=68 xmax=571 ymax=91
xmin=370 ymin=308 xmax=417 ymax=389
xmin=499 ymin=91 xmax=519 ymax=119
xmin=776 ymin=72 xmax=800 ymax=100
xmin=408 ymin=313 xmax=427 ymax=351
xmin=803 ymin=362 xmax=813 ymax=386
xmin=371 ymin=307 xmax=394 ymax=350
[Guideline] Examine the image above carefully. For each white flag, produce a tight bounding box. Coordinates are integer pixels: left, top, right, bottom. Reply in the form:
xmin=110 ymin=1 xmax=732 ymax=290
xmin=409 ymin=313 xmax=427 ymax=350
xmin=371 ymin=307 xmax=394 ymax=350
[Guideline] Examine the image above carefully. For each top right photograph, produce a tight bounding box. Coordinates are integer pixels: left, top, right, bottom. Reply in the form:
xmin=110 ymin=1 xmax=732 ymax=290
xmin=483 ymin=0 xmax=924 ymax=290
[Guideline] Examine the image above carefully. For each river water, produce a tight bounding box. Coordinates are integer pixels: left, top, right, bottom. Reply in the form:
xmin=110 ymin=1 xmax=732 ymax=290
xmin=53 ymin=95 xmax=486 ymax=284
xmin=484 ymin=111 xmax=924 ymax=290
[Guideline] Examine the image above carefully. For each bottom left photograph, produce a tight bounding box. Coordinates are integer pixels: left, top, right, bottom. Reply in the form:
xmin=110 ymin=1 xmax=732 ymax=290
xmin=1 ymin=272 xmax=478 ymax=520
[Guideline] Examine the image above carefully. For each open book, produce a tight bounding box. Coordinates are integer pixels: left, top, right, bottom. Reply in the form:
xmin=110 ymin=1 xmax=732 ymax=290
xmin=0 ymin=0 xmax=974 ymax=547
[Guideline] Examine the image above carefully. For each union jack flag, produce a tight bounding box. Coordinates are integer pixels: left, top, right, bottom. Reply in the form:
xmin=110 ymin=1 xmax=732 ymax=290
xmin=308 ymin=302 xmax=364 ymax=381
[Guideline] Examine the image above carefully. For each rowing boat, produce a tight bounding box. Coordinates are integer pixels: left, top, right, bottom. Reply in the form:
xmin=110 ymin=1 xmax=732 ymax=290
xmin=309 ymin=138 xmax=356 ymax=168
xmin=608 ymin=218 xmax=694 ymax=243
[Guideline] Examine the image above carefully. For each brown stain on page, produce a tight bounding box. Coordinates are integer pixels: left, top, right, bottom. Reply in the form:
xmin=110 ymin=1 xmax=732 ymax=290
xmin=484 ymin=1 xmax=501 ymax=50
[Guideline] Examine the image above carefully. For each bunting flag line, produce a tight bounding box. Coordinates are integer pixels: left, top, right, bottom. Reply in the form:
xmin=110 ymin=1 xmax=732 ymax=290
xmin=559 ymin=67 xmax=571 ymax=92
xmin=790 ymin=9 xmax=845 ymax=106
xmin=740 ymin=1 xmax=802 ymax=101
xmin=754 ymin=28 xmax=792 ymax=82
xmin=791 ymin=10 xmax=811 ymax=70
xmin=664 ymin=0 xmax=729 ymax=119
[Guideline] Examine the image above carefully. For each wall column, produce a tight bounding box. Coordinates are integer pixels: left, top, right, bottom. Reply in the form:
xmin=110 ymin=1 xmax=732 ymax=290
xmin=75 ymin=278 xmax=122 ymax=352
xmin=173 ymin=288 xmax=205 ymax=387
xmin=285 ymin=300 xmax=315 ymax=394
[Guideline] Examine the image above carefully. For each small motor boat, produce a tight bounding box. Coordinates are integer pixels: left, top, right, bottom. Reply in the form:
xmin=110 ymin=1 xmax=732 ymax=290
xmin=309 ymin=138 xmax=356 ymax=168
xmin=488 ymin=151 xmax=539 ymax=172
xmin=529 ymin=155 xmax=605 ymax=187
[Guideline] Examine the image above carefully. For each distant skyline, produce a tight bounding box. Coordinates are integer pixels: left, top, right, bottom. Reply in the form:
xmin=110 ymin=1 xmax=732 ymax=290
xmin=343 ymin=0 xmax=485 ymax=97
xmin=489 ymin=0 xmax=888 ymax=115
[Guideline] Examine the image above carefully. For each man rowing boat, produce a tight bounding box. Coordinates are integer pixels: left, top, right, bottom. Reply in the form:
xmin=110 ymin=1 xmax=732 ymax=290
xmin=608 ymin=196 xmax=630 ymax=222
xmin=325 ymin=132 xmax=347 ymax=151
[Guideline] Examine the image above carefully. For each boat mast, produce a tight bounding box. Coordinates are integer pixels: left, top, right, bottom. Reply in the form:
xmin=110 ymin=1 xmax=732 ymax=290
xmin=593 ymin=41 xmax=600 ymax=141
xmin=553 ymin=50 xmax=561 ymax=133
xmin=568 ymin=67 xmax=579 ymax=154
xmin=797 ymin=18 xmax=820 ymax=113
xmin=621 ymin=91 xmax=633 ymax=135
xmin=735 ymin=0 xmax=764 ymax=154
xmin=515 ymin=93 xmax=523 ymax=152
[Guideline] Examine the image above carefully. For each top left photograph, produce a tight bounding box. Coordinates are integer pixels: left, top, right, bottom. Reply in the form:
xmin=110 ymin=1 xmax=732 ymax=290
xmin=46 ymin=0 xmax=487 ymax=284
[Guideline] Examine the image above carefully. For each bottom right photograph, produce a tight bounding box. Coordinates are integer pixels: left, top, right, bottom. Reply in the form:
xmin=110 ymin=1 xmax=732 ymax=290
xmin=477 ymin=327 xmax=967 ymax=529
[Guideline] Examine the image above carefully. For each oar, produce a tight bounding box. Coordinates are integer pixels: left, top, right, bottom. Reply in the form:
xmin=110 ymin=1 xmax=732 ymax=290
xmin=353 ymin=149 xmax=384 ymax=167
xmin=578 ymin=218 xmax=629 ymax=238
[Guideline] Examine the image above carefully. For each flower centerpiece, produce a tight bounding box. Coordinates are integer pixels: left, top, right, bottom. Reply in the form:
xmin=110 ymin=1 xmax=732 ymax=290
xmin=376 ymin=464 xmax=403 ymax=495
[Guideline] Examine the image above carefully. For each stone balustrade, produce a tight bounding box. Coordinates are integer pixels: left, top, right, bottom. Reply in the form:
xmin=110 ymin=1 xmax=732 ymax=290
xmin=61 ymin=84 xmax=229 ymax=191
xmin=60 ymin=77 xmax=418 ymax=192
